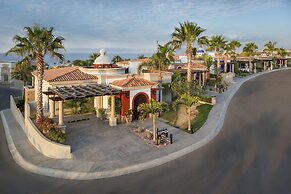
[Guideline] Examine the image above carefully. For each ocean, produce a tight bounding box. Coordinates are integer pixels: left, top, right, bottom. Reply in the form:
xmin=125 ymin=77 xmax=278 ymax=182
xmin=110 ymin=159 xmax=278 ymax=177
xmin=0 ymin=52 xmax=151 ymax=67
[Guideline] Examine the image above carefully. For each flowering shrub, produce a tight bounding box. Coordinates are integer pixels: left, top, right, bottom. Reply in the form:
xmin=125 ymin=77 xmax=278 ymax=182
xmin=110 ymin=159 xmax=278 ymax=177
xmin=38 ymin=117 xmax=66 ymax=144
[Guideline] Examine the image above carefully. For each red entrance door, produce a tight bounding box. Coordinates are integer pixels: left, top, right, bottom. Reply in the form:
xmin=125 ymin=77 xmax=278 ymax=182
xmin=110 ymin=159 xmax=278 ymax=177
xmin=133 ymin=93 xmax=148 ymax=120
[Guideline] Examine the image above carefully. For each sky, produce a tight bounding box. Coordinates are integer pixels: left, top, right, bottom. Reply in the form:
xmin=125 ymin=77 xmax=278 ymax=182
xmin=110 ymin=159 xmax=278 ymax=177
xmin=0 ymin=0 xmax=291 ymax=55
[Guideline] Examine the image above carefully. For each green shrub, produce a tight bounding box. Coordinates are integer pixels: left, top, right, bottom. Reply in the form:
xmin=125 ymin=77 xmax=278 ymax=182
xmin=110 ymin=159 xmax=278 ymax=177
xmin=199 ymin=95 xmax=212 ymax=103
xmin=47 ymin=128 xmax=66 ymax=144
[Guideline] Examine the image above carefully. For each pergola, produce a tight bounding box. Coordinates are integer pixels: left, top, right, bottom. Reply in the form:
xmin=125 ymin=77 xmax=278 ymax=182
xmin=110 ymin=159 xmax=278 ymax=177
xmin=43 ymin=84 xmax=121 ymax=126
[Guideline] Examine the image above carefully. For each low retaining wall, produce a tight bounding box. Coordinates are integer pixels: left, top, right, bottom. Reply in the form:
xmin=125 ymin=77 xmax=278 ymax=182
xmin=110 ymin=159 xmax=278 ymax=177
xmin=10 ymin=96 xmax=71 ymax=159
xmin=10 ymin=96 xmax=25 ymax=129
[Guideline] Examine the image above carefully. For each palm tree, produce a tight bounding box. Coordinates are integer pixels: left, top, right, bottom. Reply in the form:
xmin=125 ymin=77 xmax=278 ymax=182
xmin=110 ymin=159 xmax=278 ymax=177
xmin=138 ymin=43 xmax=174 ymax=101
xmin=173 ymin=93 xmax=199 ymax=132
xmin=6 ymin=24 xmax=65 ymax=124
xmin=171 ymin=21 xmax=205 ymax=82
xmin=88 ymin=52 xmax=100 ymax=65
xmin=206 ymin=35 xmax=227 ymax=75
xmin=11 ymin=60 xmax=33 ymax=86
xmin=242 ymin=42 xmax=258 ymax=73
xmin=112 ymin=55 xmax=123 ymax=64
xmin=264 ymin=41 xmax=277 ymax=57
xmin=137 ymin=100 xmax=168 ymax=144
xmin=277 ymin=48 xmax=287 ymax=57
xmin=203 ymin=55 xmax=213 ymax=78
xmin=229 ymin=40 xmax=241 ymax=57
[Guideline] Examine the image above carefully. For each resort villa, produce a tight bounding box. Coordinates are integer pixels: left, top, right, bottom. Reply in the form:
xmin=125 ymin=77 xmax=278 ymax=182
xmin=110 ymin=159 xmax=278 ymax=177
xmin=28 ymin=49 xmax=174 ymax=126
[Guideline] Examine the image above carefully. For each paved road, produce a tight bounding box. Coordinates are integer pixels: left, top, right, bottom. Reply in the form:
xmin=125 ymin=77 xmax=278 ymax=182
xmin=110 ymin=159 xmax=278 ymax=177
xmin=1 ymin=70 xmax=291 ymax=194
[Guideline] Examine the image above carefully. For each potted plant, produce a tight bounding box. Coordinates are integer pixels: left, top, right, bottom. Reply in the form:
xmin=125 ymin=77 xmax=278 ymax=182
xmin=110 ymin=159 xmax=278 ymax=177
xmin=125 ymin=109 xmax=132 ymax=124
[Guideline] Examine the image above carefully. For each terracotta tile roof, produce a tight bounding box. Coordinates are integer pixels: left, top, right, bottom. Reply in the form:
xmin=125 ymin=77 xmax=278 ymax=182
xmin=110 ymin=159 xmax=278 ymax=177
xmin=173 ymin=63 xmax=206 ymax=69
xmin=117 ymin=58 xmax=150 ymax=66
xmin=191 ymin=63 xmax=207 ymax=69
xmin=32 ymin=66 xmax=97 ymax=82
xmin=111 ymin=77 xmax=156 ymax=88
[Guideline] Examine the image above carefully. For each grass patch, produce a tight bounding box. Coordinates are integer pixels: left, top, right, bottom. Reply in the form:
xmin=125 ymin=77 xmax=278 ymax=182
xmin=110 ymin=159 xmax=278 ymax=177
xmin=160 ymin=104 xmax=213 ymax=134
xmin=160 ymin=109 xmax=177 ymax=125
xmin=191 ymin=104 xmax=213 ymax=133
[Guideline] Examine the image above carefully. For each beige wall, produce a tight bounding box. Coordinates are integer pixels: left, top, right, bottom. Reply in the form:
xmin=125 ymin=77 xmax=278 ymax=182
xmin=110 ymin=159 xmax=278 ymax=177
xmin=24 ymin=87 xmax=35 ymax=103
xmin=10 ymin=95 xmax=25 ymax=129
xmin=23 ymin=102 xmax=71 ymax=159
xmin=141 ymin=72 xmax=173 ymax=84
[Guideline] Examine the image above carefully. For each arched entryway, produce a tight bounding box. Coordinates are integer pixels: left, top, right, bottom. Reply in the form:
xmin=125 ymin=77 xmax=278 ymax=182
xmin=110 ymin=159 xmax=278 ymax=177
xmin=132 ymin=93 xmax=148 ymax=120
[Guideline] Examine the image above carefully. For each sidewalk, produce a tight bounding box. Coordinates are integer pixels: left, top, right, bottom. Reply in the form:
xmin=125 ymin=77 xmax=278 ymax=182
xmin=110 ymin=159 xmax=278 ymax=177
xmin=1 ymin=69 xmax=288 ymax=180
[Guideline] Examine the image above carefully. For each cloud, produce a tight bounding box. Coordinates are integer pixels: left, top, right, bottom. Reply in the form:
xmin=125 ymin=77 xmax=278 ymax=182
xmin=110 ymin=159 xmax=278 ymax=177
xmin=0 ymin=0 xmax=290 ymax=53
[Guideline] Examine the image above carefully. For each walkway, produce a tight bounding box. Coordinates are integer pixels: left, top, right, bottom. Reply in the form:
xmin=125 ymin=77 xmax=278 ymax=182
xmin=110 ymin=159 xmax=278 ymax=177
xmin=0 ymin=69 xmax=289 ymax=181
xmin=1 ymin=69 xmax=291 ymax=193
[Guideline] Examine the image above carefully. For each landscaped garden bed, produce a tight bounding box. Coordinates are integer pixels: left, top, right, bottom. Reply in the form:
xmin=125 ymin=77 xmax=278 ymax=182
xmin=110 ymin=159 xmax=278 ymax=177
xmin=161 ymin=103 xmax=213 ymax=134
xmin=130 ymin=127 xmax=170 ymax=149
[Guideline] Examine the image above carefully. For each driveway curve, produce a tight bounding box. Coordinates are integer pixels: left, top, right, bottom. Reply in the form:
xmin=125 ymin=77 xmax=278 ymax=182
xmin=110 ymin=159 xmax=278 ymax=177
xmin=1 ymin=70 xmax=291 ymax=194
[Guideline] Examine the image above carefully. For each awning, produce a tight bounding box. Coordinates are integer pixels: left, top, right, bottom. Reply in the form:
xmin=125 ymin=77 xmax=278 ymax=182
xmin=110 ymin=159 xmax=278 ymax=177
xmin=44 ymin=83 xmax=121 ymax=101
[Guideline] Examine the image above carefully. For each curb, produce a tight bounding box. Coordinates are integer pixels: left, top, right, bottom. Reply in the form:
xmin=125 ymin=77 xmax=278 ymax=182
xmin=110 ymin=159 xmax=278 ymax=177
xmin=1 ymin=68 xmax=289 ymax=180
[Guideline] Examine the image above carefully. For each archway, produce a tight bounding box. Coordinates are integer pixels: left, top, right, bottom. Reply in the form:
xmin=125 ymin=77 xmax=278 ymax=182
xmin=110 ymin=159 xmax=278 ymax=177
xmin=132 ymin=93 xmax=148 ymax=120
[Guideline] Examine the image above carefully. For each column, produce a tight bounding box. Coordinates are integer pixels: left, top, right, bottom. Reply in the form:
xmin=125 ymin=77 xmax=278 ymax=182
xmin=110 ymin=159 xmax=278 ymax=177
xmin=279 ymin=60 xmax=282 ymax=68
xmin=94 ymin=96 xmax=102 ymax=118
xmin=58 ymin=100 xmax=64 ymax=126
xmin=49 ymin=99 xmax=55 ymax=118
xmin=109 ymin=95 xmax=117 ymax=126
xmin=270 ymin=61 xmax=273 ymax=70
xmin=232 ymin=64 xmax=235 ymax=74
xmin=224 ymin=61 xmax=227 ymax=73
xmin=263 ymin=62 xmax=266 ymax=71
xmin=198 ymin=73 xmax=202 ymax=85
xmin=285 ymin=60 xmax=288 ymax=68
xmin=202 ymin=72 xmax=205 ymax=86
xmin=254 ymin=63 xmax=257 ymax=73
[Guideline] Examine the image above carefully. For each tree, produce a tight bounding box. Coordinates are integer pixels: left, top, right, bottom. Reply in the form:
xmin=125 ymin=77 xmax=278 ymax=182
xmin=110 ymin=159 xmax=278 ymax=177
xmin=277 ymin=48 xmax=287 ymax=57
xmin=206 ymin=35 xmax=227 ymax=75
xmin=228 ymin=40 xmax=241 ymax=58
xmin=138 ymin=54 xmax=146 ymax=59
xmin=72 ymin=59 xmax=89 ymax=67
xmin=138 ymin=43 xmax=174 ymax=101
xmin=11 ymin=60 xmax=33 ymax=85
xmin=264 ymin=41 xmax=277 ymax=56
xmin=203 ymin=55 xmax=214 ymax=71
xmin=88 ymin=52 xmax=100 ymax=65
xmin=242 ymin=42 xmax=258 ymax=72
xmin=6 ymin=24 xmax=65 ymax=124
xmin=170 ymin=78 xmax=204 ymax=98
xmin=171 ymin=21 xmax=205 ymax=82
xmin=137 ymin=100 xmax=168 ymax=144
xmin=112 ymin=55 xmax=123 ymax=64
xmin=173 ymin=93 xmax=199 ymax=132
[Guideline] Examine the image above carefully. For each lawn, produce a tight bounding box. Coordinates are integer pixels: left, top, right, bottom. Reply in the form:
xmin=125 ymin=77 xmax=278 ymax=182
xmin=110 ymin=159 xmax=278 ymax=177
xmin=160 ymin=108 xmax=177 ymax=125
xmin=190 ymin=104 xmax=213 ymax=133
xmin=161 ymin=104 xmax=213 ymax=134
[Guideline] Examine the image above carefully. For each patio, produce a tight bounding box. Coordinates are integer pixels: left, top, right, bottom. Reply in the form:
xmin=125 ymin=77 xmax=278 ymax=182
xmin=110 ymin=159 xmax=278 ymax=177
xmin=64 ymin=114 xmax=155 ymax=163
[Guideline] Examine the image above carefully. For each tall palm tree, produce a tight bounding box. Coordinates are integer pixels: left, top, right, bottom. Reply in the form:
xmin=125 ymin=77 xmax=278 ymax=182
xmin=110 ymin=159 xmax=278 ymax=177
xmin=171 ymin=21 xmax=205 ymax=82
xmin=242 ymin=42 xmax=258 ymax=73
xmin=264 ymin=41 xmax=277 ymax=57
xmin=206 ymin=35 xmax=227 ymax=75
xmin=228 ymin=40 xmax=241 ymax=58
xmin=138 ymin=100 xmax=168 ymax=144
xmin=6 ymin=24 xmax=65 ymax=124
xmin=112 ymin=55 xmax=123 ymax=64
